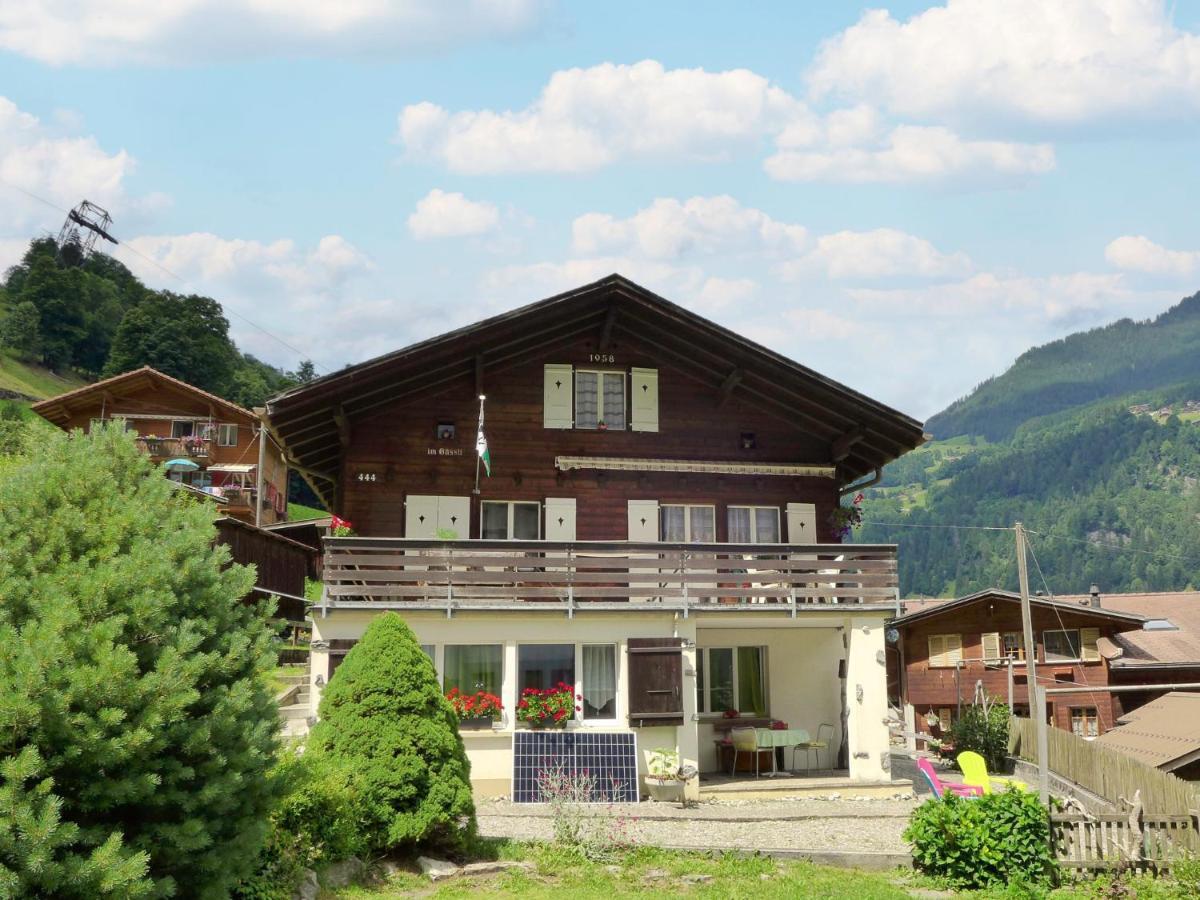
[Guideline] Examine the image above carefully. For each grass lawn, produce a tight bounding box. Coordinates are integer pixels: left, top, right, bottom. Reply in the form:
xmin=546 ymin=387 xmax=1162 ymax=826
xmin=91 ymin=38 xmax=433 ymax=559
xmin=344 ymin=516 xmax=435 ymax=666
xmin=287 ymin=501 xmax=327 ymax=521
xmin=0 ymin=351 xmax=86 ymax=400
xmin=334 ymin=843 xmax=914 ymax=899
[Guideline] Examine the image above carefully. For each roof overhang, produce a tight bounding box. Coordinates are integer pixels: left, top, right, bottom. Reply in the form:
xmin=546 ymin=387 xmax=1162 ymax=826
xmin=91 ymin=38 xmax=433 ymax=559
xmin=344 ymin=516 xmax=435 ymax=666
xmin=555 ymin=456 xmax=837 ymax=478
xmin=890 ymin=589 xmax=1147 ymax=629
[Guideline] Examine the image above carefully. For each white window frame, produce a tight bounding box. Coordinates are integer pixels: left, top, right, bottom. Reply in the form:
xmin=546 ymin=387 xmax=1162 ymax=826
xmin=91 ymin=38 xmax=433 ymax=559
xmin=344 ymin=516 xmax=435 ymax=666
xmin=1071 ymin=707 xmax=1099 ymax=738
xmin=574 ymin=368 xmax=626 ymax=430
xmin=660 ymin=503 xmax=717 ymax=542
xmin=480 ymin=500 xmax=541 ymax=540
xmin=1043 ymin=628 xmax=1082 ymax=663
xmin=726 ymin=505 xmax=781 ymax=543
xmin=441 ymin=643 xmax=504 ymax=697
xmin=170 ymin=419 xmax=195 ymax=439
xmin=695 ymin=646 xmax=768 ymax=716
xmin=578 ymin=643 xmax=619 ymax=725
xmin=216 ymin=423 xmax=238 ymax=447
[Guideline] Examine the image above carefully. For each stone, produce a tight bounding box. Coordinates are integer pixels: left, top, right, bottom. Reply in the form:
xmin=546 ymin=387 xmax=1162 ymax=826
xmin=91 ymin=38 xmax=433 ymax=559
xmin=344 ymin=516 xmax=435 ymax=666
xmin=604 ymin=865 xmax=622 ymax=875
xmin=642 ymin=868 xmax=669 ymax=881
xmin=759 ymin=873 xmax=771 ymax=881
xmin=417 ymin=856 xmax=461 ymax=881
xmin=377 ymin=858 xmax=406 ymax=878
xmin=681 ymin=873 xmax=713 ymax=884
xmin=293 ymin=868 xmax=319 ymax=900
xmin=321 ymin=857 xmax=367 ymax=889
xmin=460 ymin=861 xmax=534 ymax=876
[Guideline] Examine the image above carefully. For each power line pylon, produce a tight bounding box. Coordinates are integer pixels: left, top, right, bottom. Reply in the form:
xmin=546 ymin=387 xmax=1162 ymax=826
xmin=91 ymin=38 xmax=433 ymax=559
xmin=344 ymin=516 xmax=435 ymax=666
xmin=56 ymin=200 xmax=117 ymax=266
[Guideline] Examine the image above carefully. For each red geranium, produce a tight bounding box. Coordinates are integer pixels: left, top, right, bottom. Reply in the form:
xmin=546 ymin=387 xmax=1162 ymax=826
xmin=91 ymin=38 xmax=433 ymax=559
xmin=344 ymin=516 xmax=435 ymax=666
xmin=515 ymin=683 xmax=575 ymax=728
xmin=330 ymin=515 xmax=355 ymax=537
xmin=446 ymin=689 xmax=503 ymax=721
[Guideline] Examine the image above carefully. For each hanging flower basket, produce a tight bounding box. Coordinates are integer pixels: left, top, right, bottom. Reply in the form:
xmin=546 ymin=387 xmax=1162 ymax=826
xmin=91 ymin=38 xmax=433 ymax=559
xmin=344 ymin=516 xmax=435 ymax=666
xmin=516 ymin=682 xmax=578 ymax=728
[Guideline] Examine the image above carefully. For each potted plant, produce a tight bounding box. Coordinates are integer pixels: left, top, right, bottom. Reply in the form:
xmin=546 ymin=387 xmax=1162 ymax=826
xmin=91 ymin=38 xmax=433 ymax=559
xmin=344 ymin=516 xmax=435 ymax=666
xmin=644 ymin=747 xmax=687 ymax=803
xmin=515 ymin=682 xmax=578 ymax=729
xmin=596 ymin=420 xmax=607 ymax=431
xmin=446 ymin=687 xmax=503 ymax=730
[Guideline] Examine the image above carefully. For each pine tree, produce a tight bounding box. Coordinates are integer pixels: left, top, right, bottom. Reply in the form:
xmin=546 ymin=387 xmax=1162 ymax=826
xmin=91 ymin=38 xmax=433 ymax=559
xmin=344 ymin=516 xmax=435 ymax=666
xmin=309 ymin=614 xmax=476 ymax=852
xmin=0 ymin=425 xmax=280 ymax=897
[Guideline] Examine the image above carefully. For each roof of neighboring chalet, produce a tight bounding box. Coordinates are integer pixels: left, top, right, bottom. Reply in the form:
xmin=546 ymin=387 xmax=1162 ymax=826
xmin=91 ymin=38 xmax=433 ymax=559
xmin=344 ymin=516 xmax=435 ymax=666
xmin=266 ymin=274 xmax=927 ymax=508
xmin=1063 ymin=591 xmax=1200 ymax=668
xmin=31 ymin=366 xmax=258 ymax=427
xmin=1094 ymin=692 xmax=1200 ymax=770
xmin=890 ymin=589 xmax=1146 ymax=630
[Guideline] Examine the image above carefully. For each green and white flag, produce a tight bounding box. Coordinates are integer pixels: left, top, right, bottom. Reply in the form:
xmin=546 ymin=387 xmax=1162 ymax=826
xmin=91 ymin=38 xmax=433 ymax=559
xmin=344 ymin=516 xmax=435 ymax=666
xmin=476 ymin=402 xmax=491 ymax=477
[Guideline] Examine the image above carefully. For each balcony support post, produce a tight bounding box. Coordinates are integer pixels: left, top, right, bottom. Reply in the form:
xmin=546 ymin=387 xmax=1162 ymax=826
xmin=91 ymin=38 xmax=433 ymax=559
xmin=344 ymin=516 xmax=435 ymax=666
xmin=567 ymin=586 xmax=575 ymax=619
xmin=681 ymin=550 xmax=689 ymax=616
xmin=790 ymin=587 xmax=797 ymax=618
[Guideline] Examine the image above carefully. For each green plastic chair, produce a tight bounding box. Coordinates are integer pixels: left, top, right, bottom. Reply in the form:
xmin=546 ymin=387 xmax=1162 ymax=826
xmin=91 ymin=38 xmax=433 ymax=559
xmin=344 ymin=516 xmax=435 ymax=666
xmin=957 ymin=751 xmax=1028 ymax=794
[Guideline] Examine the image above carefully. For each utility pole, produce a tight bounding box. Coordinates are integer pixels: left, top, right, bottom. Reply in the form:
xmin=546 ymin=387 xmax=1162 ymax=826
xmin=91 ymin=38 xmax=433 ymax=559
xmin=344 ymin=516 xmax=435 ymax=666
xmin=1015 ymin=522 xmax=1038 ymax=713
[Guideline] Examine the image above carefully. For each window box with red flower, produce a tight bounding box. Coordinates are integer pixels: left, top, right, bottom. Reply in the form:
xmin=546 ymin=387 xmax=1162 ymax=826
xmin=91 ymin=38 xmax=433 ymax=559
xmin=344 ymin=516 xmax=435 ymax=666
xmin=446 ymin=688 xmax=503 ymax=730
xmin=515 ymin=682 xmax=579 ymax=729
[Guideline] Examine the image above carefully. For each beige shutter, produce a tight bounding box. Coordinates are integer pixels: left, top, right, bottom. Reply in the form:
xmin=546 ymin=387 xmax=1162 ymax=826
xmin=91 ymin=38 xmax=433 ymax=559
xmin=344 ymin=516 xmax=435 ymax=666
xmin=1080 ymin=627 xmax=1101 ymax=662
xmin=405 ymin=495 xmax=440 ymax=539
xmin=544 ymin=364 xmax=574 ymax=428
xmin=436 ymin=496 xmax=470 ymax=539
xmin=981 ymin=632 xmax=1002 ymax=663
xmin=928 ymin=635 xmax=945 ymax=667
xmin=946 ymin=634 xmax=963 ymax=665
xmin=785 ymin=502 xmax=817 ymax=544
xmin=627 ymin=500 xmax=659 ymax=541
xmin=544 ymin=497 xmax=577 ymax=541
xmin=630 ymin=367 xmax=659 ymax=432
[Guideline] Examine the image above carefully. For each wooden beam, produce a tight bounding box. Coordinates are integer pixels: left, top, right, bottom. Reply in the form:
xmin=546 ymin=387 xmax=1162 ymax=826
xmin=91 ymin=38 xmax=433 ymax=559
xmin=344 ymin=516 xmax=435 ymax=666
xmin=716 ymin=368 xmax=743 ymax=408
xmin=831 ymin=426 xmax=867 ymax=462
xmin=332 ymin=404 xmax=351 ymax=450
xmin=598 ymin=305 xmax=618 ymax=351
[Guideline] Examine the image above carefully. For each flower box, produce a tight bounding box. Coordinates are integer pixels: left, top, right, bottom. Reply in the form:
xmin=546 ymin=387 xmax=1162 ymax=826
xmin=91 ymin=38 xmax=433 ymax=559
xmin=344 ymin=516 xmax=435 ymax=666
xmin=458 ymin=716 xmax=496 ymax=731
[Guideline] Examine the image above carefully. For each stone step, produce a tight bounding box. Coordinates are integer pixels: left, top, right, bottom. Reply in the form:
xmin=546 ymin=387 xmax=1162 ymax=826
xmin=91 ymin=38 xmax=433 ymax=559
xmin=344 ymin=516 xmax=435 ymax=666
xmin=277 ymin=674 xmax=308 ymax=687
xmin=278 ymin=703 xmax=311 ymax=722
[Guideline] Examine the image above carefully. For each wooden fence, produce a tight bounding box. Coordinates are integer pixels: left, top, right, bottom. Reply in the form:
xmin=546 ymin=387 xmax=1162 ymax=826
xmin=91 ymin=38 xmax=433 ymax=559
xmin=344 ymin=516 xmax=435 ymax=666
xmin=1051 ymin=812 xmax=1199 ymax=869
xmin=1009 ymin=715 xmax=1200 ymax=815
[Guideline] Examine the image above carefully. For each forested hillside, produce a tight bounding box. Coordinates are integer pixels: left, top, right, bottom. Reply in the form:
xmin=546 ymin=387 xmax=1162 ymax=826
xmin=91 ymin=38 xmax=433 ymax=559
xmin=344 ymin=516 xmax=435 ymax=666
xmin=861 ymin=289 xmax=1200 ymax=597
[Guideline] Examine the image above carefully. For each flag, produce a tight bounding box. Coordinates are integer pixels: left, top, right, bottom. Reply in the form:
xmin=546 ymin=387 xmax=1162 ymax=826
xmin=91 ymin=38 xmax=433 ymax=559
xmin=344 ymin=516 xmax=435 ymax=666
xmin=476 ymin=407 xmax=491 ymax=477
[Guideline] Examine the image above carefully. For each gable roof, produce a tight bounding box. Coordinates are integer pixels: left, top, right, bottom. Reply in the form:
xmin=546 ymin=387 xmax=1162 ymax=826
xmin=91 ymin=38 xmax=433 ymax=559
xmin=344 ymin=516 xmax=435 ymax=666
xmin=266 ymin=274 xmax=927 ymax=508
xmin=891 ymin=588 xmax=1147 ymax=630
xmin=31 ymin=366 xmax=257 ymax=426
xmin=1094 ymin=692 xmax=1200 ymax=770
xmin=1063 ymin=591 xmax=1200 ymax=667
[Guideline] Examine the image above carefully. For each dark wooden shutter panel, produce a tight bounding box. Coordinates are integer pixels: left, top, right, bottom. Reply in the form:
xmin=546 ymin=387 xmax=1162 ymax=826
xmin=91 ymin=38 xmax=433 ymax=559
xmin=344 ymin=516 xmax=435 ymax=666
xmin=627 ymin=637 xmax=685 ymax=727
xmin=327 ymin=638 xmax=358 ymax=680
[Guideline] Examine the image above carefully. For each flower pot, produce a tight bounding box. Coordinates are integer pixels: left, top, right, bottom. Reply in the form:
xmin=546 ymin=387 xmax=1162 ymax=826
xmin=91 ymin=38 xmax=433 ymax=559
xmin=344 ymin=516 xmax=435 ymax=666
xmin=644 ymin=776 xmax=685 ymax=803
xmin=459 ymin=717 xmax=495 ymax=731
xmin=525 ymin=719 xmax=569 ymax=729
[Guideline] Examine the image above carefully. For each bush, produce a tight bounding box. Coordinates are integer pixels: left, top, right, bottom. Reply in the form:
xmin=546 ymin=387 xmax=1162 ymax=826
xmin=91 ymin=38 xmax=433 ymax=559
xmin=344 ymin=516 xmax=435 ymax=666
xmin=309 ymin=613 xmax=476 ymax=853
xmin=0 ymin=425 xmax=280 ymax=897
xmin=952 ymin=699 xmax=1011 ymax=771
xmin=904 ymin=788 xmax=1056 ymax=889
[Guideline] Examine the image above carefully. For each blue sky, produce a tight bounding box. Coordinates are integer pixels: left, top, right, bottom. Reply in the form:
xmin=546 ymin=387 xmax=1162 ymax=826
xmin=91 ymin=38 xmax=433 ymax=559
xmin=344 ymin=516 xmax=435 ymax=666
xmin=4 ymin=0 xmax=1200 ymax=418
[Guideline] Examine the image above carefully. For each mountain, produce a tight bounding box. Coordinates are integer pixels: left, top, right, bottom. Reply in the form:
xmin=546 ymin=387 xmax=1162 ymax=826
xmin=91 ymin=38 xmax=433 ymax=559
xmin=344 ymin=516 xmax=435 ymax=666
xmin=859 ymin=291 xmax=1200 ymax=598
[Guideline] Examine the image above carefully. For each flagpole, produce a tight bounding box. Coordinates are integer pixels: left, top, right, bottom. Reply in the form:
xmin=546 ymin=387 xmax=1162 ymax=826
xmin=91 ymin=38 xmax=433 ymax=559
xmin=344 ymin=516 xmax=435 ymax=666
xmin=473 ymin=394 xmax=486 ymax=495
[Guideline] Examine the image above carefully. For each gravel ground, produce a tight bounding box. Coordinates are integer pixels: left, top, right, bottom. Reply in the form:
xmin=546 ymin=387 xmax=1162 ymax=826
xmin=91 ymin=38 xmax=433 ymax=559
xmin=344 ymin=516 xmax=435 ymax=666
xmin=477 ymin=797 xmax=918 ymax=854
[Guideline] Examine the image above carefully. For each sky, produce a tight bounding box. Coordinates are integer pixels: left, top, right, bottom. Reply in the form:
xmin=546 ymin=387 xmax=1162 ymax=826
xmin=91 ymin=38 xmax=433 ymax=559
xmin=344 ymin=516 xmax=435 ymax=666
xmin=3 ymin=0 xmax=1200 ymax=420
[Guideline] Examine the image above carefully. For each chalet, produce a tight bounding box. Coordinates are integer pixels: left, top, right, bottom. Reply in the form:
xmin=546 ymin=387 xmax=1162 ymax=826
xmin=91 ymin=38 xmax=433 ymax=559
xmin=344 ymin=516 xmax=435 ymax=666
xmin=32 ymin=366 xmax=290 ymax=526
xmin=267 ymin=274 xmax=926 ymax=799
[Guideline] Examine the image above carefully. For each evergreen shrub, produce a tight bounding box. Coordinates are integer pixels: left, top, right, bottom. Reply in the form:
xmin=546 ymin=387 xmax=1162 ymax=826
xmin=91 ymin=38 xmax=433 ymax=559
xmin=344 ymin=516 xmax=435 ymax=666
xmin=309 ymin=613 xmax=475 ymax=853
xmin=904 ymin=789 xmax=1055 ymax=889
xmin=0 ymin=425 xmax=279 ymax=897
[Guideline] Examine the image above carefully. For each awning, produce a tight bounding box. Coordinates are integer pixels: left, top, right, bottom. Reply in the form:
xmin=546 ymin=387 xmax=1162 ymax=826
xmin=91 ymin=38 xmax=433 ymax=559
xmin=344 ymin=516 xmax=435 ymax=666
xmin=554 ymin=456 xmax=836 ymax=478
xmin=207 ymin=463 xmax=257 ymax=473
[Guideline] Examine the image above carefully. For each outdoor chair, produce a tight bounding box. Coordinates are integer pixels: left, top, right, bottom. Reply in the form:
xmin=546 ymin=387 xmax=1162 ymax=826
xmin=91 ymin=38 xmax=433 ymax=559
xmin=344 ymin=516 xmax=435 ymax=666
xmin=791 ymin=722 xmax=834 ymax=772
xmin=916 ymin=757 xmax=983 ymax=799
xmin=956 ymin=751 xmax=1028 ymax=795
xmin=729 ymin=726 xmax=763 ymax=778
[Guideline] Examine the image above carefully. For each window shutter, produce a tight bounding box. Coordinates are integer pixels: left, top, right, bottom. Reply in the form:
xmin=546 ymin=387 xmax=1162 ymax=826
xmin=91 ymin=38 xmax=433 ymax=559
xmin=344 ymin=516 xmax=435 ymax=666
xmin=436 ymin=495 xmax=470 ymax=539
xmin=544 ymin=497 xmax=576 ymax=541
xmin=981 ymin=632 xmax=1002 ymax=663
xmin=1080 ymin=627 xmax=1101 ymax=662
xmin=630 ymin=367 xmax=659 ymax=432
xmin=928 ymin=635 xmax=945 ymax=667
xmin=946 ymin=634 xmax=963 ymax=665
xmin=627 ymin=638 xmax=684 ymax=727
xmin=627 ymin=500 xmax=659 ymax=542
xmin=544 ymin=364 xmax=573 ymax=428
xmin=327 ymin=638 xmax=358 ymax=681
xmin=405 ymin=495 xmax=440 ymax=539
xmin=786 ymin=502 xmax=817 ymax=543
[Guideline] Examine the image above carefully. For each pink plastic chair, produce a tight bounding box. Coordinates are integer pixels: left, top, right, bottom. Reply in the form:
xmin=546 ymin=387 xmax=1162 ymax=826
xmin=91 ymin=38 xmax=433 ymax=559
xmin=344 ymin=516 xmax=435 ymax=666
xmin=917 ymin=757 xmax=984 ymax=799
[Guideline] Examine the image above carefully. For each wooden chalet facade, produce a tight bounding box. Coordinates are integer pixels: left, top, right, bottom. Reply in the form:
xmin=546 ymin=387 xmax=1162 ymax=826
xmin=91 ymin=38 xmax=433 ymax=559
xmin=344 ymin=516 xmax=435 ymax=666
xmin=890 ymin=590 xmax=1148 ymax=743
xmin=32 ymin=366 xmax=290 ymax=526
xmin=267 ymin=275 xmax=926 ymax=798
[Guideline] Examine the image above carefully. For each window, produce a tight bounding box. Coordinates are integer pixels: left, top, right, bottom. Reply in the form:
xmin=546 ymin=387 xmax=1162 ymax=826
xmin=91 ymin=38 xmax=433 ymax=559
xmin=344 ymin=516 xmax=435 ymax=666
xmin=216 ymin=423 xmax=238 ymax=447
xmin=927 ymin=634 xmax=963 ymax=668
xmin=419 ymin=644 xmax=435 ymax=663
xmin=171 ymin=420 xmax=194 ymax=438
xmin=1043 ymin=629 xmax=1082 ymax=662
xmin=696 ymin=646 xmax=767 ymax=715
xmin=575 ymin=370 xmax=625 ymax=429
xmin=1002 ymin=632 xmax=1026 ymax=661
xmin=1071 ymin=707 xmax=1099 ymax=738
xmin=519 ymin=644 xmax=574 ymax=692
xmin=481 ymin=501 xmax=540 ymax=540
xmin=443 ymin=645 xmax=502 ymax=695
xmin=581 ymin=644 xmax=617 ymax=720
xmin=660 ymin=504 xmax=716 ymax=542
xmin=727 ymin=506 xmax=780 ymax=543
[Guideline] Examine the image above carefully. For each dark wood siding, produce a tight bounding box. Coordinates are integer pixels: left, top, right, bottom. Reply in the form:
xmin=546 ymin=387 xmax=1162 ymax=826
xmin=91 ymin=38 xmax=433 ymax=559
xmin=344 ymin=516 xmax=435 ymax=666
xmin=627 ymin=637 xmax=685 ymax=727
xmin=215 ymin=518 xmax=314 ymax=621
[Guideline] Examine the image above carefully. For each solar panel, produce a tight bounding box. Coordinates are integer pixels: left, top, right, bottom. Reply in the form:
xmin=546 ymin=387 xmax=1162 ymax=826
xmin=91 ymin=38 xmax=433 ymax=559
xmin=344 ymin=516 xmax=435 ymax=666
xmin=512 ymin=731 xmax=640 ymax=803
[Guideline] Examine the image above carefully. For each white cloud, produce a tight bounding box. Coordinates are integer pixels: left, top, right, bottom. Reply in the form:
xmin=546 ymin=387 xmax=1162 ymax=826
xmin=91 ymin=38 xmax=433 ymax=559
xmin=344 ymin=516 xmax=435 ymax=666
xmin=1105 ymin=235 xmax=1200 ymax=277
xmin=765 ymin=124 xmax=1054 ymax=184
xmin=782 ymin=228 xmax=973 ymax=280
xmin=407 ymin=188 xmax=500 ymax=239
xmin=398 ymin=59 xmax=804 ymax=174
xmin=0 ymin=0 xmax=548 ymax=65
xmin=572 ymin=195 xmax=807 ymax=259
xmin=808 ymin=0 xmax=1200 ymax=125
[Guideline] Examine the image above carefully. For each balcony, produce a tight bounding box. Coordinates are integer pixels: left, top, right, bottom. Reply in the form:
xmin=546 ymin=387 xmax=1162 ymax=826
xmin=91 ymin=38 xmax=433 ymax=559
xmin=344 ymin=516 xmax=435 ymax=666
xmin=322 ymin=538 xmax=898 ymax=614
xmin=135 ymin=435 xmax=212 ymax=461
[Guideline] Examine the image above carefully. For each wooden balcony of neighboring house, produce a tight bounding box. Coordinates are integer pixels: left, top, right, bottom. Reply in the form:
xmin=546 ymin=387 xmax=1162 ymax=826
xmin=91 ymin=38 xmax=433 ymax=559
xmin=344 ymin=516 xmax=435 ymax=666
xmin=135 ymin=435 xmax=213 ymax=461
xmin=320 ymin=538 xmax=899 ymax=616
xmin=214 ymin=485 xmax=257 ymax=510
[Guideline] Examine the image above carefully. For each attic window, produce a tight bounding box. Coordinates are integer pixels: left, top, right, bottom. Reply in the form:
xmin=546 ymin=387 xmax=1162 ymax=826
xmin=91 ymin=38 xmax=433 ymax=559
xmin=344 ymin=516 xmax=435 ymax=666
xmin=1143 ymin=619 xmax=1179 ymax=632
xmin=437 ymin=422 xmax=456 ymax=441
xmin=740 ymin=432 xmax=756 ymax=450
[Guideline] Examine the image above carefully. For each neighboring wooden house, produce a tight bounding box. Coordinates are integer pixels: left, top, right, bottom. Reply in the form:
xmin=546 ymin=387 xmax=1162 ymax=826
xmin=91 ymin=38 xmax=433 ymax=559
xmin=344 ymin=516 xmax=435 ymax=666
xmin=214 ymin=516 xmax=316 ymax=623
xmin=1094 ymin=692 xmax=1200 ymax=779
xmin=32 ymin=366 xmax=290 ymax=526
xmin=266 ymin=274 xmax=926 ymax=798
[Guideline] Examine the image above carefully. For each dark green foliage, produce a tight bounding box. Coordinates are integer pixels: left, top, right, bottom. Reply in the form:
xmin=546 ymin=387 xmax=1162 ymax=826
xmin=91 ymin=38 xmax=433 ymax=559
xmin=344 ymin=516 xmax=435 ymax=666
xmin=904 ymin=789 xmax=1055 ymax=889
xmin=0 ymin=425 xmax=280 ymax=897
xmin=0 ymin=300 xmax=41 ymax=359
xmin=951 ymin=701 xmax=1011 ymax=772
xmin=310 ymin=613 xmax=476 ymax=853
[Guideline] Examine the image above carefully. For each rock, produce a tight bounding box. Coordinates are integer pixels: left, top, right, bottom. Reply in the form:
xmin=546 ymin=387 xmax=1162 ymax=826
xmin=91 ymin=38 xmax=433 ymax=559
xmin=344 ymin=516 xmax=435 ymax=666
xmin=293 ymin=868 xmax=319 ymax=900
xmin=604 ymin=865 xmax=622 ymax=875
xmin=460 ymin=861 xmax=534 ymax=876
xmin=681 ymin=873 xmax=713 ymax=884
xmin=642 ymin=868 xmax=669 ymax=881
xmin=759 ymin=873 xmax=771 ymax=881
xmin=417 ymin=856 xmax=460 ymax=881
xmin=321 ymin=857 xmax=367 ymax=889
xmin=377 ymin=858 xmax=406 ymax=878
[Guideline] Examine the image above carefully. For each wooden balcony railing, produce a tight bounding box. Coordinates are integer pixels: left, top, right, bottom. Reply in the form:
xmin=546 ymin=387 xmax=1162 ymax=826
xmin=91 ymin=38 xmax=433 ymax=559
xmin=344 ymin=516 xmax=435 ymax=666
xmin=322 ymin=538 xmax=898 ymax=614
xmin=135 ymin=436 xmax=212 ymax=460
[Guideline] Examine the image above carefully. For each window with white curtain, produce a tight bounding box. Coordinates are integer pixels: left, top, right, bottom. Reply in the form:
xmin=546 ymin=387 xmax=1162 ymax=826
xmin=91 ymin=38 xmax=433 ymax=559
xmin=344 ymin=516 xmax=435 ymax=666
xmin=727 ymin=506 xmax=780 ymax=543
xmin=660 ymin=504 xmax=715 ymax=542
xmin=481 ymin=501 xmax=540 ymax=540
xmin=574 ymin=370 xmax=625 ymax=429
xmin=582 ymin=644 xmax=617 ymax=720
